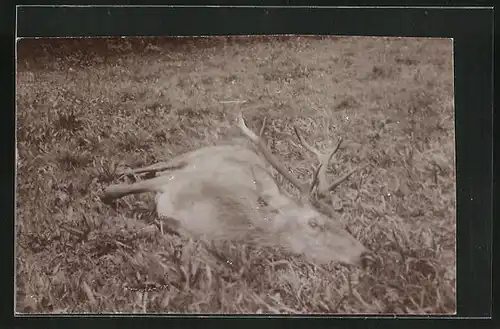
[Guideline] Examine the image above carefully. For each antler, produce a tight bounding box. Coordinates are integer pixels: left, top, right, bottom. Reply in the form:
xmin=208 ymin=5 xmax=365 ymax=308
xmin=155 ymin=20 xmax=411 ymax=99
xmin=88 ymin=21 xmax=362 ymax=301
xmin=237 ymin=114 xmax=310 ymax=198
xmin=237 ymin=113 xmax=362 ymax=217
xmin=293 ymin=126 xmax=362 ymax=197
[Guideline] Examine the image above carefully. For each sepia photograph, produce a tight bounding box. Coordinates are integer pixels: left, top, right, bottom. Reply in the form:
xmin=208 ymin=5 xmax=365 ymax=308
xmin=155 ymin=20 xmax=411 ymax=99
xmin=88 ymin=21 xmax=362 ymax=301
xmin=15 ymin=35 xmax=456 ymax=314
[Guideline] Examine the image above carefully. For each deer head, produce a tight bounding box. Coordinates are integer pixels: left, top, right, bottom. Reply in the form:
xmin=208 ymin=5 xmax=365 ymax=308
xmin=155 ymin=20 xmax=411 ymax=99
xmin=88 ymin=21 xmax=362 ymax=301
xmin=237 ymin=113 xmax=370 ymax=266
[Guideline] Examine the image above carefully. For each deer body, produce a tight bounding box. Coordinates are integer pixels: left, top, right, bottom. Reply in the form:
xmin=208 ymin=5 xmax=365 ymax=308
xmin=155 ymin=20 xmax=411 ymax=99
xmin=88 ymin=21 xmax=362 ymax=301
xmin=101 ymin=117 xmax=369 ymax=266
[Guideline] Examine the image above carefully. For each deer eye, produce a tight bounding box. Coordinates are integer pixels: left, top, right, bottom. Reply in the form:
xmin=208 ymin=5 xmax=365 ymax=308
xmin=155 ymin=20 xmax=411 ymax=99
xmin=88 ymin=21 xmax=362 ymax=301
xmin=308 ymin=218 xmax=318 ymax=228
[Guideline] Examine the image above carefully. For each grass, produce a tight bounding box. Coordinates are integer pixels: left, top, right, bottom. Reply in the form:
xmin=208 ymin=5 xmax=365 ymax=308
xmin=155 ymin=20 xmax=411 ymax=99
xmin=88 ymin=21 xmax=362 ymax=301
xmin=16 ymin=36 xmax=456 ymax=314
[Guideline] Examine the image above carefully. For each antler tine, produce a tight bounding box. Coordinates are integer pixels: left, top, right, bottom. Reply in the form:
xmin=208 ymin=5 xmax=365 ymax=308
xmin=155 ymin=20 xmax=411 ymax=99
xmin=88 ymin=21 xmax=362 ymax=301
xmin=294 ymin=126 xmax=343 ymax=195
xmin=259 ymin=117 xmax=267 ymax=138
xmin=309 ymin=163 xmax=323 ymax=194
xmin=326 ymin=164 xmax=367 ymax=192
xmin=330 ymin=137 xmax=343 ymax=161
xmin=237 ymin=114 xmax=309 ymax=195
xmin=293 ymin=126 xmax=322 ymax=158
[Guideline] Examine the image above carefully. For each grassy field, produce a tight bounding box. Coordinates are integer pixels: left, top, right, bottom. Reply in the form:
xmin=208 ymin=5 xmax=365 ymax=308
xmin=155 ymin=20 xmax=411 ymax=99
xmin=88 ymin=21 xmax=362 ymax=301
xmin=16 ymin=36 xmax=456 ymax=314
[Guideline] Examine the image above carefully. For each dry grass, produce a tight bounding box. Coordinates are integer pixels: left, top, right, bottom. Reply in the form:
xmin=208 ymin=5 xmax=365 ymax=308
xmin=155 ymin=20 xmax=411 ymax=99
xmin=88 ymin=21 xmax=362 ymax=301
xmin=15 ymin=36 xmax=456 ymax=314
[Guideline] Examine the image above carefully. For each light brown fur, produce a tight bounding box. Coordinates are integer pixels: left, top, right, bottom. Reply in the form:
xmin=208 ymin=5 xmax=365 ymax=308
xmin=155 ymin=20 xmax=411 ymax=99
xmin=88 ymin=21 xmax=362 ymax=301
xmin=101 ymin=120 xmax=369 ymax=266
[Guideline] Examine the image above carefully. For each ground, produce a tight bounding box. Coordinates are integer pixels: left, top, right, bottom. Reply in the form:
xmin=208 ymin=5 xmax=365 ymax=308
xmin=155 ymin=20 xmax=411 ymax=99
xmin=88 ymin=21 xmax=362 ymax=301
xmin=16 ymin=35 xmax=456 ymax=314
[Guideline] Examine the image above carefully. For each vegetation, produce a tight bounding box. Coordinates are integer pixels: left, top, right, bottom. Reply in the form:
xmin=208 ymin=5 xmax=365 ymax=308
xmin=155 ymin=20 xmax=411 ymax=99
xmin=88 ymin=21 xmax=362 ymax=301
xmin=16 ymin=36 xmax=456 ymax=314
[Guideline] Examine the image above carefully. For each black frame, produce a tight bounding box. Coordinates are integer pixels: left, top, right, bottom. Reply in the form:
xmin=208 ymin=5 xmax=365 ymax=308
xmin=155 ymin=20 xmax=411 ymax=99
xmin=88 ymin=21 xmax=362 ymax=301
xmin=5 ymin=5 xmax=494 ymax=329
